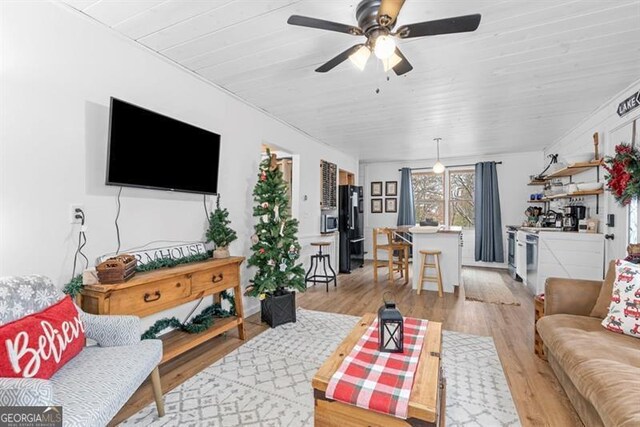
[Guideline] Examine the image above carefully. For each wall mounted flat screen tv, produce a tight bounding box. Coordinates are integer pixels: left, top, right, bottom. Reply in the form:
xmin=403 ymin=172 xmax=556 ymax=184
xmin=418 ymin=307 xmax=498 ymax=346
xmin=106 ymin=97 xmax=220 ymax=194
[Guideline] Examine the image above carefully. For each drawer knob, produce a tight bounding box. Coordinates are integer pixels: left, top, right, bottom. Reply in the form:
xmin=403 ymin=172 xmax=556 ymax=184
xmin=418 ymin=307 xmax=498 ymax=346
xmin=144 ymin=291 xmax=161 ymax=303
xmin=211 ymin=273 xmax=224 ymax=283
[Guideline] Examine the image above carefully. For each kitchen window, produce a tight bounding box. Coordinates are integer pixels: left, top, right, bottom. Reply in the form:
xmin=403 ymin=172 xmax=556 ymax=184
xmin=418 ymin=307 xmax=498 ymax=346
xmin=411 ymin=172 xmax=445 ymax=225
xmin=449 ymin=170 xmax=475 ymax=228
xmin=412 ymin=169 xmax=475 ymax=228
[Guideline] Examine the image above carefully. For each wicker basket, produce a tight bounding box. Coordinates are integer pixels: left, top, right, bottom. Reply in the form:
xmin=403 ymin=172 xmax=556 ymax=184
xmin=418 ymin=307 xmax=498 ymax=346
xmin=96 ymin=254 xmax=137 ymax=284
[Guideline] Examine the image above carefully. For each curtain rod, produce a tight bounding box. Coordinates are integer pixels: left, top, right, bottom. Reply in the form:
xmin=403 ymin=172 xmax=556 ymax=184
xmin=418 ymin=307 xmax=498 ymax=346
xmin=398 ymin=161 xmax=503 ymax=172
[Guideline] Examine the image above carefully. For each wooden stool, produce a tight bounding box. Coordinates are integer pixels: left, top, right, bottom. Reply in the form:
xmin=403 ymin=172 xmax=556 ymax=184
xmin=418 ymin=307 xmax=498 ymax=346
xmin=418 ymin=250 xmax=443 ymax=297
xmin=305 ymin=242 xmax=337 ymax=292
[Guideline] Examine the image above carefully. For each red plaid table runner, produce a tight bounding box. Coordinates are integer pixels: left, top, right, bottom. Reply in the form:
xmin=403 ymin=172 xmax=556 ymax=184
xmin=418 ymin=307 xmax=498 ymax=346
xmin=325 ymin=317 xmax=428 ymax=419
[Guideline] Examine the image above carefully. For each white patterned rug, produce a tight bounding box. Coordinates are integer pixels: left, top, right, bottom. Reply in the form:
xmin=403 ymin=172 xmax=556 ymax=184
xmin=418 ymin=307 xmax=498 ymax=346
xmin=122 ymin=309 xmax=520 ymax=426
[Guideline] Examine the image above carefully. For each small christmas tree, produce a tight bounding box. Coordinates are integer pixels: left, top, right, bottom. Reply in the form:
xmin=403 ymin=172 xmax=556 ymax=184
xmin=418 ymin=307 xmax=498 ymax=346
xmin=206 ymin=195 xmax=237 ymax=258
xmin=246 ymin=150 xmax=305 ymax=298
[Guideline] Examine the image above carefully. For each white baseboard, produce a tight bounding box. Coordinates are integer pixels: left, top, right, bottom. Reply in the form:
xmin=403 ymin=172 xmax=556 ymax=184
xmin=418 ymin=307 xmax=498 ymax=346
xmin=245 ymin=304 xmax=261 ymax=318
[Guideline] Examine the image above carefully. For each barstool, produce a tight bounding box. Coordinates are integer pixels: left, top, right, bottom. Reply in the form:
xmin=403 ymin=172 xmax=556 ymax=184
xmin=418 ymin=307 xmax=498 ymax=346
xmin=372 ymin=228 xmax=411 ymax=284
xmin=418 ymin=250 xmax=443 ymax=297
xmin=305 ymin=242 xmax=337 ymax=292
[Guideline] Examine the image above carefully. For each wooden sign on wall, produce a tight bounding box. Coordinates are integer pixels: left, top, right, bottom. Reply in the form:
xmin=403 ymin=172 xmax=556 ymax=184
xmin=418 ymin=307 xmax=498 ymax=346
xmin=618 ymin=90 xmax=640 ymax=117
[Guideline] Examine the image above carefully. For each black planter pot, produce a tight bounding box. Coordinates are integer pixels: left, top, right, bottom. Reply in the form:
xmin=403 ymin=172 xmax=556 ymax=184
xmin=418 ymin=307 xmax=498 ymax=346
xmin=261 ymin=290 xmax=296 ymax=328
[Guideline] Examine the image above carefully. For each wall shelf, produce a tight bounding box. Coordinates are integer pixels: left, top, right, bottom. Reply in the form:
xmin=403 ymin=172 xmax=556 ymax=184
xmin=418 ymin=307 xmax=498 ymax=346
xmin=543 ymin=160 xmax=604 ymax=180
xmin=540 ymin=189 xmax=604 ymax=201
xmin=527 ymin=158 xmax=604 ymax=214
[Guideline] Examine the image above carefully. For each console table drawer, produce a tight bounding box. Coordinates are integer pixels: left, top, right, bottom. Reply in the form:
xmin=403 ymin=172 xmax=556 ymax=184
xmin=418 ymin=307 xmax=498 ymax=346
xmin=107 ymin=277 xmax=191 ymax=317
xmin=191 ymin=264 xmax=238 ymax=295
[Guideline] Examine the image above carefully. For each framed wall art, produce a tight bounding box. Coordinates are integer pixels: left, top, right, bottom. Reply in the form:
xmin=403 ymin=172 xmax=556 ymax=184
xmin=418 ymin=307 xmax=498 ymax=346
xmin=371 ymin=198 xmax=383 ymax=213
xmin=371 ymin=181 xmax=383 ymax=197
xmin=385 ymin=181 xmax=398 ymax=196
xmin=385 ymin=198 xmax=397 ymax=213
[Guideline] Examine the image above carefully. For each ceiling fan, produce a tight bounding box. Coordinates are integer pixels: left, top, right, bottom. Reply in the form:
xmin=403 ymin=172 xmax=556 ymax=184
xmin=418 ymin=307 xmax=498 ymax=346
xmin=287 ymin=0 xmax=481 ymax=75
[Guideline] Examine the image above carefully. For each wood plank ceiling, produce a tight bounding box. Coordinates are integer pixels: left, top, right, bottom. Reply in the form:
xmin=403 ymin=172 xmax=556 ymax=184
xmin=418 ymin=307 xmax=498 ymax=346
xmin=62 ymin=0 xmax=640 ymax=162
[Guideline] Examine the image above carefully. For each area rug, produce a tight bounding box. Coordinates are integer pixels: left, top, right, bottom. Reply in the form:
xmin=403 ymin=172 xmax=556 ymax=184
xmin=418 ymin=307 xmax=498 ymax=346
xmin=122 ymin=309 xmax=520 ymax=426
xmin=463 ymin=269 xmax=521 ymax=306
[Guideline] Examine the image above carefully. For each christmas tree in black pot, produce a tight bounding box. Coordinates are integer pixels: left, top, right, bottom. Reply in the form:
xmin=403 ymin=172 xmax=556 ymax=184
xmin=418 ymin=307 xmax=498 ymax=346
xmin=246 ymin=149 xmax=305 ymax=327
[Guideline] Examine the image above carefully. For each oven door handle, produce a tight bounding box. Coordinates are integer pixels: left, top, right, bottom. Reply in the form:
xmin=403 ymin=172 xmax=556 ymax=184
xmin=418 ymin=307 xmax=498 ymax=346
xmin=350 ymin=238 xmax=365 ymax=243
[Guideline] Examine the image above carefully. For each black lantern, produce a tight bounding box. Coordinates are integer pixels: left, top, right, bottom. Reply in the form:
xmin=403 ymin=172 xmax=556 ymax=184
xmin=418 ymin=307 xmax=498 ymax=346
xmin=378 ymin=296 xmax=404 ymax=353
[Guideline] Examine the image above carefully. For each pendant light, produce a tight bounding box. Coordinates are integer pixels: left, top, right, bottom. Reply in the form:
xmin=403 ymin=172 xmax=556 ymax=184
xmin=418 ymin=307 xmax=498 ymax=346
xmin=433 ymin=138 xmax=445 ymax=174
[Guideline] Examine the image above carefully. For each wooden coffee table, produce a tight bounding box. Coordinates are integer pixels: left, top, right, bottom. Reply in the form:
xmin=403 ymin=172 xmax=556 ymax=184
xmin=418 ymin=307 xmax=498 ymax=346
xmin=312 ymin=313 xmax=445 ymax=427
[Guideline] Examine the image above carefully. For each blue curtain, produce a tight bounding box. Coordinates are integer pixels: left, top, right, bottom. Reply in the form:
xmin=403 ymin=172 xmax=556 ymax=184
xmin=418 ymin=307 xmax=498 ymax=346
xmin=474 ymin=162 xmax=504 ymax=262
xmin=397 ymin=168 xmax=415 ymax=226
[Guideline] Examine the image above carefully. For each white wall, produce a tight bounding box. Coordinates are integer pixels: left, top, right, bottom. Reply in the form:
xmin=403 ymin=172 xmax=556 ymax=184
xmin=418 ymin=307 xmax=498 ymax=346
xmin=0 ymin=1 xmax=358 ymax=324
xmin=543 ymin=77 xmax=640 ymax=259
xmin=360 ymin=151 xmax=544 ymax=268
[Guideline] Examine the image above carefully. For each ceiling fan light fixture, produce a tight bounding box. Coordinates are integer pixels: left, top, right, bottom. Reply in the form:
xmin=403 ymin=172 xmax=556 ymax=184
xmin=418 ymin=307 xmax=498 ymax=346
xmin=349 ymin=45 xmax=371 ymax=71
xmin=382 ymin=52 xmax=402 ymax=72
xmin=373 ymin=34 xmax=396 ymax=59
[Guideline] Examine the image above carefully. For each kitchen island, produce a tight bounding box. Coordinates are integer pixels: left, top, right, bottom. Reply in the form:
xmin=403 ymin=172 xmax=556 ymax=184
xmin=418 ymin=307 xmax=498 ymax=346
xmin=409 ymin=226 xmax=462 ymax=294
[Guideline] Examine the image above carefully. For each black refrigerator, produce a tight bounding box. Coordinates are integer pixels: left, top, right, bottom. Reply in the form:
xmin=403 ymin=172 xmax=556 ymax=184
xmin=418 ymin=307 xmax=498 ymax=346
xmin=339 ymin=185 xmax=364 ymax=273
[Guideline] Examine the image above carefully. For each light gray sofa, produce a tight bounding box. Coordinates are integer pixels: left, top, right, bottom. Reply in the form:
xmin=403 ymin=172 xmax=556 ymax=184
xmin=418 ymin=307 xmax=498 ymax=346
xmin=0 ymin=275 xmax=165 ymax=426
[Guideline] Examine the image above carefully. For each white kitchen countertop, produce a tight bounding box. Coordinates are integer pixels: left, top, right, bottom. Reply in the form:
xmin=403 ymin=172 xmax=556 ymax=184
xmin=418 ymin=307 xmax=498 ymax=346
xmin=409 ymin=226 xmax=463 ymax=234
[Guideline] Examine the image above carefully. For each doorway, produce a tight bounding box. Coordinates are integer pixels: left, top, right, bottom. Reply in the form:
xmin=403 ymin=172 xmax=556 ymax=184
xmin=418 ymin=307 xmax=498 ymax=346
xmin=261 ymin=144 xmax=299 ymax=219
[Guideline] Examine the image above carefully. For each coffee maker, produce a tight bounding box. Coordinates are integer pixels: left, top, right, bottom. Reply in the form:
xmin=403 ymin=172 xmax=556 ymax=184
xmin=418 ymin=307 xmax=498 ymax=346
xmin=543 ymin=210 xmax=563 ymax=229
xmin=562 ymin=205 xmax=587 ymax=231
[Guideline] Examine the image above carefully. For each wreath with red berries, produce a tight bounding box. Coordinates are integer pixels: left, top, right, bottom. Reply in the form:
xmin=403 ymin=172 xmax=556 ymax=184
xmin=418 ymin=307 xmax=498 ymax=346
xmin=604 ymin=143 xmax=640 ymax=206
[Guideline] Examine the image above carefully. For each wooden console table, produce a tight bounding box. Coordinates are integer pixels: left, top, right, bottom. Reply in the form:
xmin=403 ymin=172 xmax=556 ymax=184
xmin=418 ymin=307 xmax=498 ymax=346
xmin=79 ymin=257 xmax=245 ymax=363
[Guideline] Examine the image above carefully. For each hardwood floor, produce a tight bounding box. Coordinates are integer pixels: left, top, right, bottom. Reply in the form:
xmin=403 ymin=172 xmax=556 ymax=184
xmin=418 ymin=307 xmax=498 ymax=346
xmin=112 ymin=262 xmax=582 ymax=426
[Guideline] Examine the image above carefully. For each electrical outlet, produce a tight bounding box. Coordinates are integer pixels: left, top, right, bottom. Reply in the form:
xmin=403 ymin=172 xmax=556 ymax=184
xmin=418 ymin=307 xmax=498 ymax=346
xmin=70 ymin=204 xmax=84 ymax=224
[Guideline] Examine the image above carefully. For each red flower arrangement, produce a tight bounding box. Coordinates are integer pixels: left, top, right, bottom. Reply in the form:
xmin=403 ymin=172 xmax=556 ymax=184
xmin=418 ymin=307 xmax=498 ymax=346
xmin=604 ymin=143 xmax=640 ymax=206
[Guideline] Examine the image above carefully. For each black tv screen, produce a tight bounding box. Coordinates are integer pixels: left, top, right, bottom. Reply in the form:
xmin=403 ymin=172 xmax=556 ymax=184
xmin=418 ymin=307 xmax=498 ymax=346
xmin=106 ymin=98 xmax=220 ymax=194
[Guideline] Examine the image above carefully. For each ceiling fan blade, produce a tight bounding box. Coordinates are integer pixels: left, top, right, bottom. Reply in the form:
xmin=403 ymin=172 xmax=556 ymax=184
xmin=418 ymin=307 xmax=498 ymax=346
xmin=378 ymin=0 xmax=406 ymax=26
xmin=287 ymin=15 xmax=363 ymax=35
xmin=316 ymin=44 xmax=365 ymax=73
xmin=396 ymin=14 xmax=481 ymax=38
xmin=392 ymin=48 xmax=413 ymax=76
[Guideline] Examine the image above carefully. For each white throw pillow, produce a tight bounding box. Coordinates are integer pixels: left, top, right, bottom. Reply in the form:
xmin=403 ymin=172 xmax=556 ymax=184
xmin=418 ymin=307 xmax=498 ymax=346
xmin=602 ymin=260 xmax=640 ymax=338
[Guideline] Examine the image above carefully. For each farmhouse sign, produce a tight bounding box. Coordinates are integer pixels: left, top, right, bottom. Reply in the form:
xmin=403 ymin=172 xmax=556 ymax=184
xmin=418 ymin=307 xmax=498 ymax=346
xmin=617 ymin=90 xmax=640 ymax=117
xmin=98 ymin=242 xmax=208 ymax=266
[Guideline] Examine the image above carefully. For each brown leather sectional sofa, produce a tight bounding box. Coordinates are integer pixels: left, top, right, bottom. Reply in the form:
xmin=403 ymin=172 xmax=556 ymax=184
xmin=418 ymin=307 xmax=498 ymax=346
xmin=536 ymin=262 xmax=640 ymax=427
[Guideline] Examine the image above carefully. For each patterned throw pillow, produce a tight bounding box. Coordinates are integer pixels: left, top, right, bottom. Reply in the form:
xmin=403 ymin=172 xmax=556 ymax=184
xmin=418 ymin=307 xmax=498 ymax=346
xmin=0 ymin=275 xmax=64 ymax=326
xmin=602 ymin=260 xmax=640 ymax=338
xmin=0 ymin=296 xmax=86 ymax=379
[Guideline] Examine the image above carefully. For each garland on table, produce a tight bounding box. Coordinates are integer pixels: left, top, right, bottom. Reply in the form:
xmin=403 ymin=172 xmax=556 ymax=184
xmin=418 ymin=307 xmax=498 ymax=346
xmin=63 ymin=275 xmax=84 ymax=298
xmin=63 ymin=251 xmax=213 ymax=297
xmin=141 ymin=290 xmax=236 ymax=340
xmin=135 ymin=252 xmax=212 ymax=272
xmin=62 ymin=251 xmax=238 ymax=339
xmin=604 ymin=143 xmax=640 ymax=206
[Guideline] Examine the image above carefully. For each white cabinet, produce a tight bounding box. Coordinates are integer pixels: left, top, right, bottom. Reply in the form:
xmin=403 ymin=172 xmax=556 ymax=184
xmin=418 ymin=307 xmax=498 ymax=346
xmin=516 ymin=231 xmax=527 ymax=283
xmin=537 ymin=232 xmax=605 ymax=294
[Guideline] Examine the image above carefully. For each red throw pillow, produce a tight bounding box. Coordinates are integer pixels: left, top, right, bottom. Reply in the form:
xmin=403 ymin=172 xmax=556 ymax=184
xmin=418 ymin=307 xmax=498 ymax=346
xmin=0 ymin=295 xmax=85 ymax=379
